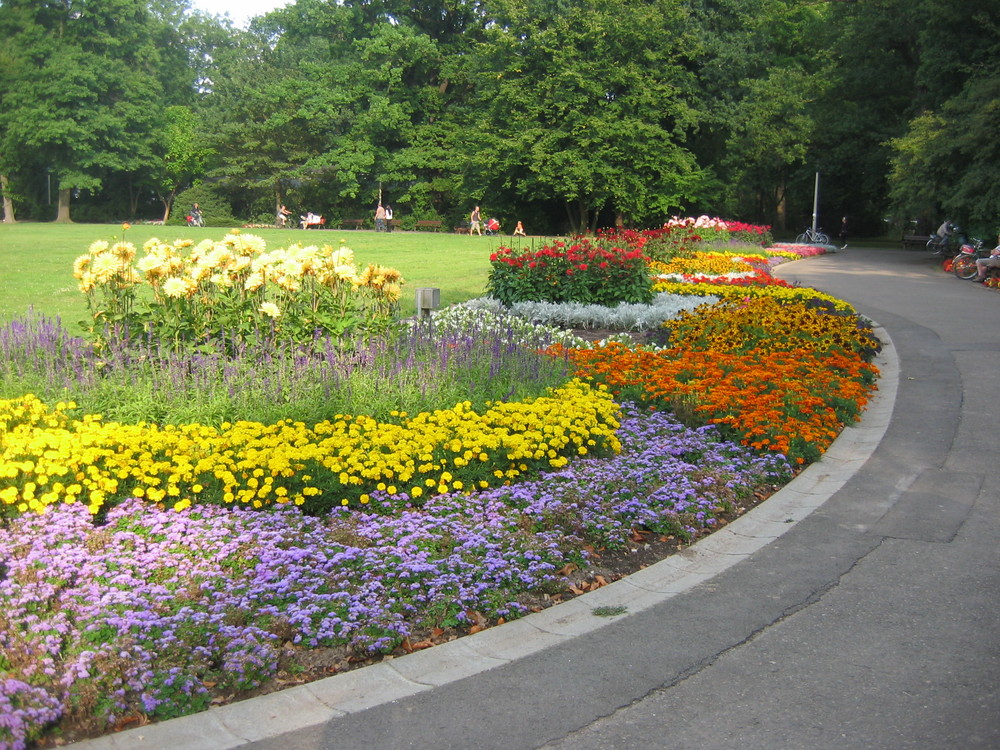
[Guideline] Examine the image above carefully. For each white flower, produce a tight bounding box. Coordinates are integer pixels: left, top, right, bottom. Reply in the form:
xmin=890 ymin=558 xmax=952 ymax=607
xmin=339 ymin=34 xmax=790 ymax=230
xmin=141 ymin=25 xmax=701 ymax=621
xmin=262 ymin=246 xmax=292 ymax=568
xmin=162 ymin=277 xmax=188 ymax=298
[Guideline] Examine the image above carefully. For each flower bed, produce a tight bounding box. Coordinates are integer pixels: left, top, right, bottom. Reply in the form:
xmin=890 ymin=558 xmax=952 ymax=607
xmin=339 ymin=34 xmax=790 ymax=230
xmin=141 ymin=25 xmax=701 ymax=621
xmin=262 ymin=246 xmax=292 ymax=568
xmin=0 ymin=402 xmax=790 ymax=744
xmin=0 ymin=228 xmax=878 ymax=747
xmin=0 ymin=380 xmax=620 ymax=518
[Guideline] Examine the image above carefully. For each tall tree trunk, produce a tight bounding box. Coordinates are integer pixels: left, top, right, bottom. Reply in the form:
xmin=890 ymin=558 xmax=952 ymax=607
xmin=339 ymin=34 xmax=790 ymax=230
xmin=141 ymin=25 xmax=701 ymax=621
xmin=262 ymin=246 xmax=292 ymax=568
xmin=56 ymin=188 xmax=72 ymax=223
xmin=775 ymin=182 xmax=787 ymax=232
xmin=563 ymin=202 xmax=578 ymax=234
xmin=1 ymin=175 xmax=14 ymax=223
xmin=564 ymin=198 xmax=589 ymax=235
xmin=127 ymin=173 xmax=139 ymax=218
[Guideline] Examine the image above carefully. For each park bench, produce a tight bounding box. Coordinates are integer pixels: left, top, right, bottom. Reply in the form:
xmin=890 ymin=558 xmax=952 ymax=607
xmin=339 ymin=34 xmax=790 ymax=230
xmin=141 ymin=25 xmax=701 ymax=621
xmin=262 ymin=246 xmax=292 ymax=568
xmin=300 ymin=213 xmax=325 ymax=229
xmin=388 ymin=219 xmax=403 ymax=231
xmin=902 ymin=234 xmax=931 ymax=250
xmin=340 ymin=218 xmax=364 ymax=229
xmin=415 ymin=220 xmax=443 ymax=232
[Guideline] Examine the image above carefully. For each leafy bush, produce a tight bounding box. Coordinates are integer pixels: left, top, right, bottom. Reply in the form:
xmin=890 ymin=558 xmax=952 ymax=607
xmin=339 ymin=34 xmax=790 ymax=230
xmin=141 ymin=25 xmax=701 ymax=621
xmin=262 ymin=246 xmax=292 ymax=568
xmin=168 ymin=184 xmax=237 ymax=227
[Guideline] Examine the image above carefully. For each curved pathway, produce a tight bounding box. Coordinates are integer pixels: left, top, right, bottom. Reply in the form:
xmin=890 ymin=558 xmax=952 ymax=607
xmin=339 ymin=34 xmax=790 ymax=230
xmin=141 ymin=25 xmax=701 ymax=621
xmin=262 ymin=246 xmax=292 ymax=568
xmin=74 ymin=248 xmax=1000 ymax=750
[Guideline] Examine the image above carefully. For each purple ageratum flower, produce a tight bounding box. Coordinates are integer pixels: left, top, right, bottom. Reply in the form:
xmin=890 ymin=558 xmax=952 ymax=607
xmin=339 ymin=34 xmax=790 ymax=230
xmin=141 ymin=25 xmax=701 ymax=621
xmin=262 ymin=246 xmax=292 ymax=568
xmin=0 ymin=678 xmax=63 ymax=750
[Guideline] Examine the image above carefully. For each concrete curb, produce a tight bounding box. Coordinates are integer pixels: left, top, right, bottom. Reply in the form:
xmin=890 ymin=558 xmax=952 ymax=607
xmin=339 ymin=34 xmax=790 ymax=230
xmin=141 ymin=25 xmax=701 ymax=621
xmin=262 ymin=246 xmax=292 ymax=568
xmin=70 ymin=325 xmax=899 ymax=750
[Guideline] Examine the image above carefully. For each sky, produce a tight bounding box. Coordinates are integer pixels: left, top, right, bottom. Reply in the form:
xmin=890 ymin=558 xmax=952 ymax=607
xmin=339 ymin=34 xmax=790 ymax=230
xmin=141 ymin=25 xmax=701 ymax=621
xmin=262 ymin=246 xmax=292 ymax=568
xmin=188 ymin=0 xmax=292 ymax=29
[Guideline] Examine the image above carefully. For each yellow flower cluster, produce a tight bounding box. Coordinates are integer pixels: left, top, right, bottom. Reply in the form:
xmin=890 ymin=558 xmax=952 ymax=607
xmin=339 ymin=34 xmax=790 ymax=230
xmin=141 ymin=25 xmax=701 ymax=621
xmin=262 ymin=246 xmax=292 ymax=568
xmin=74 ymin=234 xmax=404 ymax=335
xmin=651 ymin=278 xmax=855 ymax=311
xmin=128 ymin=234 xmax=402 ymax=304
xmin=0 ymin=381 xmax=620 ymax=517
xmin=73 ymin=239 xmax=139 ymax=293
xmin=667 ymin=296 xmax=879 ymax=356
xmin=652 ymin=252 xmax=757 ymax=277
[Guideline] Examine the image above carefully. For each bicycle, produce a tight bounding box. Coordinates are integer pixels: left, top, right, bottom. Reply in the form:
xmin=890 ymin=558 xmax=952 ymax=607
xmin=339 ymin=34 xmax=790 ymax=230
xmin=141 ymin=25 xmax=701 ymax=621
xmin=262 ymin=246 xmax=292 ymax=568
xmin=796 ymin=226 xmax=830 ymax=244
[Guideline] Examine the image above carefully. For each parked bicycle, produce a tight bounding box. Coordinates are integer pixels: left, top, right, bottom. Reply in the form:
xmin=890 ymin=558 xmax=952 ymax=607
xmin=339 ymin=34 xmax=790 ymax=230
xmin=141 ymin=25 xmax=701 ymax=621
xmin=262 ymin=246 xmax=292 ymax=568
xmin=186 ymin=203 xmax=204 ymax=227
xmin=951 ymin=237 xmax=987 ymax=280
xmin=796 ymin=226 xmax=830 ymax=245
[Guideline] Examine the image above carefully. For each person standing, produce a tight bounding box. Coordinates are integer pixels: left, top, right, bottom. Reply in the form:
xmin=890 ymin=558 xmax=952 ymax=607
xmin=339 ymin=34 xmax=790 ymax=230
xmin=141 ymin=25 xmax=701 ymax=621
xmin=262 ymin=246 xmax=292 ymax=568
xmin=385 ymin=204 xmax=393 ymax=232
xmin=469 ymin=205 xmax=482 ymax=236
xmin=375 ymin=203 xmax=386 ymax=232
xmin=838 ymin=216 xmax=848 ymax=250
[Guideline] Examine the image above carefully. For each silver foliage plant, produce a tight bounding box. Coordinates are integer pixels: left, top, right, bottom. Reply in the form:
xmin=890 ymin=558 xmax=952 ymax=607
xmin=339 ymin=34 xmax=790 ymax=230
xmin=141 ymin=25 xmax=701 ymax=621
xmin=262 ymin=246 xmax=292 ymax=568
xmin=436 ymin=293 xmax=719 ymax=344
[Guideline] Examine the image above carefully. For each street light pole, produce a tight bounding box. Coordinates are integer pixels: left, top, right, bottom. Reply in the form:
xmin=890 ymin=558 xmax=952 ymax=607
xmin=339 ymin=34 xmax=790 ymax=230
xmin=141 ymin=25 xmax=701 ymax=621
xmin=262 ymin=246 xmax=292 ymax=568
xmin=811 ymin=171 xmax=820 ymax=235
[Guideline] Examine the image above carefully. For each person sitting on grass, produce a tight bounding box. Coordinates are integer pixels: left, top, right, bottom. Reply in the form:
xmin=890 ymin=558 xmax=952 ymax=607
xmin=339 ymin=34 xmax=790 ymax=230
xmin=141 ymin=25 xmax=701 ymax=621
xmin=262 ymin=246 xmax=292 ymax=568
xmin=513 ymin=220 xmax=526 ymax=237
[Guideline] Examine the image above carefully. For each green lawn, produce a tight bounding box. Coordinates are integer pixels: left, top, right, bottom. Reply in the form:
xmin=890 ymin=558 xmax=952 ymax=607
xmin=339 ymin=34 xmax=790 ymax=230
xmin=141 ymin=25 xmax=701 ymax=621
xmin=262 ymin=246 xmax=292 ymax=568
xmin=0 ymin=222 xmax=553 ymax=325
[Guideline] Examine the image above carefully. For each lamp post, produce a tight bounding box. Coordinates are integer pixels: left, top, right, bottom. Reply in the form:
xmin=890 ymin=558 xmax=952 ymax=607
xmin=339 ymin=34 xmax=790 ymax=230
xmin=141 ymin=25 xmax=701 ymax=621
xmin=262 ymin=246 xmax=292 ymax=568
xmin=811 ymin=171 xmax=820 ymax=235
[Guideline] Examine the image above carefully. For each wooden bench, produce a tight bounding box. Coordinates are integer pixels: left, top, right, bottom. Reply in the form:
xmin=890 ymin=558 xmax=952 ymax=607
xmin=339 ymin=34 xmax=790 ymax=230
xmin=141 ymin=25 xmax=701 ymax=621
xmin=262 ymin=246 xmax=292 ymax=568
xmin=300 ymin=214 xmax=325 ymax=229
xmin=340 ymin=219 xmax=364 ymax=229
xmin=415 ymin=220 xmax=443 ymax=232
xmin=388 ymin=219 xmax=403 ymax=231
xmin=902 ymin=234 xmax=931 ymax=250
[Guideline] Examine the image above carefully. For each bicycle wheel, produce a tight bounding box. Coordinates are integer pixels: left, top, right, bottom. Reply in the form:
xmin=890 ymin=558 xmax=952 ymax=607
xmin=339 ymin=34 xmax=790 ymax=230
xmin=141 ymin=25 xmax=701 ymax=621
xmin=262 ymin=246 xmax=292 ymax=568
xmin=795 ymin=233 xmax=809 ymax=243
xmin=952 ymin=255 xmax=978 ymax=280
xmin=815 ymin=232 xmax=829 ymax=244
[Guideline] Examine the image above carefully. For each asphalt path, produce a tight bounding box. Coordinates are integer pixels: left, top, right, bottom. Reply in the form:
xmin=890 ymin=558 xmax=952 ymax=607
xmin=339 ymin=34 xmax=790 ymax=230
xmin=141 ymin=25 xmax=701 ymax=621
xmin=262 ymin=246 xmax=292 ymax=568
xmin=75 ymin=247 xmax=1000 ymax=750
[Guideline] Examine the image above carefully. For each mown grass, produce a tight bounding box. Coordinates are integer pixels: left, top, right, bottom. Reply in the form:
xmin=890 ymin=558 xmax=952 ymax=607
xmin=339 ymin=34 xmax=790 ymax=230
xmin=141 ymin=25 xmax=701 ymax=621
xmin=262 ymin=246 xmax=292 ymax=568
xmin=0 ymin=223 xmax=559 ymax=325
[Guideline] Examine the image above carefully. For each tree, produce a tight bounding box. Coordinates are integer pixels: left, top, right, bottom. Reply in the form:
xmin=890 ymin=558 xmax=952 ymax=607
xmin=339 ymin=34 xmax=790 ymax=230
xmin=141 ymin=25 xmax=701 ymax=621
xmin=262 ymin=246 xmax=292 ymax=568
xmin=469 ymin=0 xmax=710 ymax=233
xmin=882 ymin=0 xmax=1000 ymax=233
xmin=1 ymin=174 xmax=15 ymax=223
xmin=151 ymin=105 xmax=214 ymax=222
xmin=0 ymin=0 xmax=165 ymax=221
xmin=722 ymin=66 xmax=827 ymax=230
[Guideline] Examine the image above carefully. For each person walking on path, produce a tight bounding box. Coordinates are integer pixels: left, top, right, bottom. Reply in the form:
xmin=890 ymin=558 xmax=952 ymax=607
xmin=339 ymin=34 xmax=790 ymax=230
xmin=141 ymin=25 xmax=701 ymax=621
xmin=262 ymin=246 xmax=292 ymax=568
xmin=469 ymin=206 xmax=482 ymax=236
xmin=385 ymin=204 xmax=393 ymax=232
xmin=375 ymin=203 xmax=386 ymax=232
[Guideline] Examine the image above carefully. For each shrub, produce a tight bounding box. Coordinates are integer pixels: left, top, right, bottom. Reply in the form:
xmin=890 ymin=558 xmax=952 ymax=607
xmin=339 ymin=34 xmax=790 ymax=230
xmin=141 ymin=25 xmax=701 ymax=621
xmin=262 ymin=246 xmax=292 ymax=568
xmin=168 ymin=184 xmax=238 ymax=227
